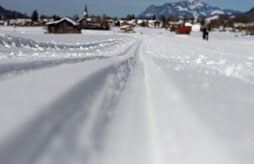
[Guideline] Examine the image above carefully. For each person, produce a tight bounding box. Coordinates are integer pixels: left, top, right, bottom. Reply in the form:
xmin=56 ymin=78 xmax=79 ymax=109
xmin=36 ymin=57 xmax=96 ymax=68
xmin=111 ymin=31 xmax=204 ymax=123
xmin=202 ymin=26 xmax=209 ymax=41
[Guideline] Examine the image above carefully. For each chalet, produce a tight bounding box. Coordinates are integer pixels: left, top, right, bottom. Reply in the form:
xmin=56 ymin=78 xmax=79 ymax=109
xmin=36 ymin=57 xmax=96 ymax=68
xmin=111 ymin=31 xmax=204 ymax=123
xmin=234 ymin=23 xmax=246 ymax=32
xmin=137 ymin=20 xmax=148 ymax=27
xmin=120 ymin=25 xmax=134 ymax=33
xmin=120 ymin=20 xmax=128 ymax=26
xmin=7 ymin=19 xmax=16 ymax=26
xmin=79 ymin=17 xmax=109 ymax=30
xmin=40 ymin=18 xmax=54 ymax=26
xmin=127 ymin=20 xmax=136 ymax=26
xmin=148 ymin=20 xmax=163 ymax=28
xmin=16 ymin=19 xmax=32 ymax=26
xmin=107 ymin=19 xmax=115 ymax=27
xmin=167 ymin=21 xmax=180 ymax=31
xmin=47 ymin=18 xmax=81 ymax=34
xmin=246 ymin=23 xmax=254 ymax=35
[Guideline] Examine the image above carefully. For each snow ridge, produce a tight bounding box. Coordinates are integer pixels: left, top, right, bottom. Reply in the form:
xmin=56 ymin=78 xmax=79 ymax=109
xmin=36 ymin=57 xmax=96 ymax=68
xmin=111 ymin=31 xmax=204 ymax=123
xmin=0 ymin=35 xmax=125 ymax=51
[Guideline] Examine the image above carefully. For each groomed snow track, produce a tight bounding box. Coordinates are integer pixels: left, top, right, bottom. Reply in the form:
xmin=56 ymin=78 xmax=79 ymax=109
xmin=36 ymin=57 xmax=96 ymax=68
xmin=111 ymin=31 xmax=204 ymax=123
xmin=0 ymin=28 xmax=254 ymax=164
xmin=0 ymin=39 xmax=141 ymax=164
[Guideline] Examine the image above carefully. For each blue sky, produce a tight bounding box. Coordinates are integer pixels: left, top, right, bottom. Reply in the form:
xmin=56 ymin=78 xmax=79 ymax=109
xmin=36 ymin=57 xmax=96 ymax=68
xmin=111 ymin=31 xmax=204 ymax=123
xmin=0 ymin=0 xmax=253 ymax=17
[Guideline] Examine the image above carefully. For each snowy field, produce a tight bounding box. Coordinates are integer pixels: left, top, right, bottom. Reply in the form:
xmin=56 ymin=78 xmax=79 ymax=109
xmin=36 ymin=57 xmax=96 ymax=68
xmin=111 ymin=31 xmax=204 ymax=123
xmin=0 ymin=26 xmax=254 ymax=164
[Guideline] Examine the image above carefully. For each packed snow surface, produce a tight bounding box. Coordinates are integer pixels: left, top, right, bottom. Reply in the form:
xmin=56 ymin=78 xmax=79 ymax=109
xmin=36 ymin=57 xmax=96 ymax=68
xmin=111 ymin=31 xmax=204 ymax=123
xmin=0 ymin=26 xmax=254 ymax=164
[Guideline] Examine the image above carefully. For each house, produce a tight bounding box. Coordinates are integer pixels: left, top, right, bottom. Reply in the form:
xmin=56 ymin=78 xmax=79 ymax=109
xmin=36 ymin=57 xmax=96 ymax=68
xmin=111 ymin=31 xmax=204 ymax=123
xmin=167 ymin=21 xmax=180 ymax=31
xmin=120 ymin=25 xmax=134 ymax=33
xmin=47 ymin=18 xmax=81 ymax=34
xmin=79 ymin=17 xmax=109 ymax=30
xmin=120 ymin=20 xmax=129 ymax=26
xmin=0 ymin=20 xmax=4 ymax=26
xmin=246 ymin=23 xmax=254 ymax=35
xmin=7 ymin=19 xmax=16 ymax=26
xmin=16 ymin=19 xmax=32 ymax=26
xmin=127 ymin=19 xmax=136 ymax=26
xmin=137 ymin=19 xmax=148 ymax=27
xmin=107 ymin=19 xmax=115 ymax=27
xmin=234 ymin=23 xmax=246 ymax=32
xmin=148 ymin=20 xmax=163 ymax=28
xmin=40 ymin=18 xmax=54 ymax=26
xmin=192 ymin=24 xmax=201 ymax=32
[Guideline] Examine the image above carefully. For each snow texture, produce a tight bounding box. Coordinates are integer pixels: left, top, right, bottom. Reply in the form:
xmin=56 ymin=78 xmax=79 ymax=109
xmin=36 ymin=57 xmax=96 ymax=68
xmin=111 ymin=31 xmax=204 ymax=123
xmin=0 ymin=26 xmax=254 ymax=164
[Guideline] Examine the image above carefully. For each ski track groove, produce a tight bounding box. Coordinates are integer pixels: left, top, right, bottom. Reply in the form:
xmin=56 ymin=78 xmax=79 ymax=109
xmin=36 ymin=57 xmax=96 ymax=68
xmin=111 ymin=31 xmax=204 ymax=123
xmin=0 ymin=39 xmax=139 ymax=81
xmin=0 ymin=39 xmax=142 ymax=164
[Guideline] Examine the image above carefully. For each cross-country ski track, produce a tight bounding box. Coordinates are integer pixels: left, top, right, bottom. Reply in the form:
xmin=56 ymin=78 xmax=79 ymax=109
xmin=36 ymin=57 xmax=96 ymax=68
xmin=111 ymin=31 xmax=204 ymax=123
xmin=0 ymin=28 xmax=254 ymax=164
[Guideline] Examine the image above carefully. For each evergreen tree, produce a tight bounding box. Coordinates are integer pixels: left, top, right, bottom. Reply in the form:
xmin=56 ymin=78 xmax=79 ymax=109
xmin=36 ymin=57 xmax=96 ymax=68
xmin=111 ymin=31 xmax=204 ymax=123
xmin=31 ymin=10 xmax=38 ymax=22
xmin=73 ymin=14 xmax=79 ymax=21
xmin=53 ymin=15 xmax=61 ymax=21
xmin=152 ymin=15 xmax=156 ymax=20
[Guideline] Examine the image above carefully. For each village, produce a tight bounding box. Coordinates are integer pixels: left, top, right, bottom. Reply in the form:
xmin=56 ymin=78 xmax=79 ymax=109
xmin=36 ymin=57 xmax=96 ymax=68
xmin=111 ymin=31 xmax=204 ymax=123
xmin=0 ymin=5 xmax=254 ymax=35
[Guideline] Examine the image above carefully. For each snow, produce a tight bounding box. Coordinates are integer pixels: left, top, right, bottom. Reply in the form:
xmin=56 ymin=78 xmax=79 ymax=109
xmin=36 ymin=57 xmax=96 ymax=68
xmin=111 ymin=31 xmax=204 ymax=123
xmin=176 ymin=6 xmax=189 ymax=11
xmin=47 ymin=17 xmax=78 ymax=26
xmin=206 ymin=15 xmax=219 ymax=21
xmin=211 ymin=10 xmax=225 ymax=15
xmin=0 ymin=26 xmax=254 ymax=164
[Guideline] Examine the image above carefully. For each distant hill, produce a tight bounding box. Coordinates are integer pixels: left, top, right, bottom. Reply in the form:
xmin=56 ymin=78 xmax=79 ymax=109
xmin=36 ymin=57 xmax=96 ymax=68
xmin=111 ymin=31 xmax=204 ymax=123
xmin=139 ymin=0 xmax=241 ymax=19
xmin=0 ymin=6 xmax=28 ymax=19
xmin=245 ymin=7 xmax=254 ymax=21
xmin=234 ymin=7 xmax=254 ymax=23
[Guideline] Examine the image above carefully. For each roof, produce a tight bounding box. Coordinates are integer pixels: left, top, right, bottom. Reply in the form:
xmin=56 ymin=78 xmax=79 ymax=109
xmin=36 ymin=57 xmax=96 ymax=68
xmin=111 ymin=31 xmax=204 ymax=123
xmin=185 ymin=22 xmax=193 ymax=27
xmin=47 ymin=17 xmax=78 ymax=26
xmin=120 ymin=25 xmax=132 ymax=29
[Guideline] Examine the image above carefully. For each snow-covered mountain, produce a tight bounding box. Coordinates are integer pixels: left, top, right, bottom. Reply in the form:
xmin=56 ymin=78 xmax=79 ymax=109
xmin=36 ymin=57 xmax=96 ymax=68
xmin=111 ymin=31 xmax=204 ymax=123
xmin=139 ymin=0 xmax=241 ymax=19
xmin=0 ymin=5 xmax=27 ymax=18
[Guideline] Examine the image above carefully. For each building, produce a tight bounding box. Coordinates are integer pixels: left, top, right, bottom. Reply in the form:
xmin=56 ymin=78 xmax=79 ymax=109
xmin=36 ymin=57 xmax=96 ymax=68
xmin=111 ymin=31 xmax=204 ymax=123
xmin=120 ymin=25 xmax=134 ymax=33
xmin=16 ymin=19 xmax=32 ymax=26
xmin=148 ymin=20 xmax=163 ymax=28
xmin=47 ymin=18 xmax=81 ymax=34
xmin=107 ymin=19 xmax=115 ymax=27
xmin=79 ymin=17 xmax=109 ymax=30
xmin=234 ymin=23 xmax=246 ymax=32
xmin=192 ymin=24 xmax=201 ymax=32
xmin=137 ymin=19 xmax=148 ymax=27
xmin=40 ymin=18 xmax=54 ymax=26
xmin=78 ymin=5 xmax=109 ymax=30
xmin=0 ymin=20 xmax=4 ymax=26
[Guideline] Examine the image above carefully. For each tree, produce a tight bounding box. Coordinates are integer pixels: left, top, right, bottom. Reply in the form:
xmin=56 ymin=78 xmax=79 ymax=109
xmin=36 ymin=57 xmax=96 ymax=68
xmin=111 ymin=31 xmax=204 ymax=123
xmin=73 ymin=14 xmax=79 ymax=21
xmin=168 ymin=14 xmax=175 ymax=22
xmin=126 ymin=14 xmax=135 ymax=20
xmin=152 ymin=15 xmax=156 ymax=20
xmin=31 ymin=10 xmax=38 ymax=22
xmin=200 ymin=17 xmax=205 ymax=26
xmin=159 ymin=15 xmax=167 ymax=27
xmin=103 ymin=14 xmax=108 ymax=21
xmin=53 ymin=15 xmax=61 ymax=21
xmin=15 ymin=12 xmax=21 ymax=19
xmin=183 ymin=15 xmax=189 ymax=23
xmin=159 ymin=15 xmax=166 ymax=23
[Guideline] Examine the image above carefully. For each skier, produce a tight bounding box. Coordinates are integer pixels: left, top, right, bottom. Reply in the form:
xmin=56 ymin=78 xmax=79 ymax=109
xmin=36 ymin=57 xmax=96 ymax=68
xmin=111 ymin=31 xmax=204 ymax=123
xmin=202 ymin=26 xmax=209 ymax=41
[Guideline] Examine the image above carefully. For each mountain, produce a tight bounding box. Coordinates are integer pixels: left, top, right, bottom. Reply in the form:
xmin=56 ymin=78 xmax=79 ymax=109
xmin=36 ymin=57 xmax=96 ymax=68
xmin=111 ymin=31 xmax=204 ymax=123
xmin=0 ymin=6 xmax=27 ymax=19
xmin=244 ymin=7 xmax=254 ymax=21
xmin=234 ymin=6 xmax=254 ymax=23
xmin=139 ymin=0 xmax=241 ymax=19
